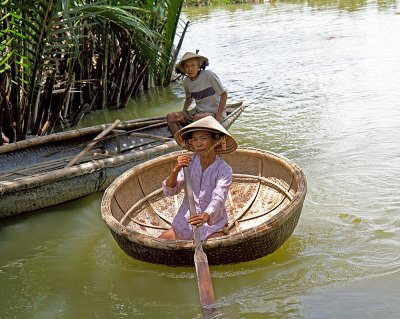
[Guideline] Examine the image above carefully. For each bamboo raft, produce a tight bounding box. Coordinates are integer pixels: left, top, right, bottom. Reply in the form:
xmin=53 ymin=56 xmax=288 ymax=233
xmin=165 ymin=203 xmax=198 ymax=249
xmin=101 ymin=148 xmax=307 ymax=266
xmin=0 ymin=102 xmax=246 ymax=218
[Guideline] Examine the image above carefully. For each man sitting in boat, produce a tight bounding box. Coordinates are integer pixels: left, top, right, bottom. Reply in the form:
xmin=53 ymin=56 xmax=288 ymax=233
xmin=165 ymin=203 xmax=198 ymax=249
xmin=159 ymin=116 xmax=237 ymax=240
xmin=166 ymin=52 xmax=228 ymax=135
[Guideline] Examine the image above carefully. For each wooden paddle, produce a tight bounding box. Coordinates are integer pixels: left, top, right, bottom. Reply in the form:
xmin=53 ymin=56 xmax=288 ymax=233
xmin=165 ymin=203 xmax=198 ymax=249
xmin=183 ymin=166 xmax=216 ymax=309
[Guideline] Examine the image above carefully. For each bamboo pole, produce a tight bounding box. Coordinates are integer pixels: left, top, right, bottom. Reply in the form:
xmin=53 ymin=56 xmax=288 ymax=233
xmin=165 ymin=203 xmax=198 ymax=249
xmin=65 ymin=119 xmax=120 ymax=168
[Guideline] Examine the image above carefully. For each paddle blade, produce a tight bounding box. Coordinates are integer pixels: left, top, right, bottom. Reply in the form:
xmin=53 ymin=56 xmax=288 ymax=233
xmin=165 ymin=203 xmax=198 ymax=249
xmin=194 ymin=248 xmax=215 ymax=308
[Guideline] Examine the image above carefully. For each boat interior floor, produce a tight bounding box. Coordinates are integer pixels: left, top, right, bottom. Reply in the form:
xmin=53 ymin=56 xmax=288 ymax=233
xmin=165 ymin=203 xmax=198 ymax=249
xmin=114 ymin=174 xmax=296 ymax=238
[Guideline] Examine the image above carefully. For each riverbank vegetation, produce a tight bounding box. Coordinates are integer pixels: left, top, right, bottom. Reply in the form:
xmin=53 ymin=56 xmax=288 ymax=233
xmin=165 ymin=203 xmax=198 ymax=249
xmin=0 ymin=0 xmax=187 ymax=143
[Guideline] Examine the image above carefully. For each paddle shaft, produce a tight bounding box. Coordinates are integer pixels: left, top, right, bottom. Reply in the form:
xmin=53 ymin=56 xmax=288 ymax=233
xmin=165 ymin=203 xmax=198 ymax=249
xmin=65 ymin=119 xmax=121 ymax=167
xmin=183 ymin=167 xmax=215 ymax=309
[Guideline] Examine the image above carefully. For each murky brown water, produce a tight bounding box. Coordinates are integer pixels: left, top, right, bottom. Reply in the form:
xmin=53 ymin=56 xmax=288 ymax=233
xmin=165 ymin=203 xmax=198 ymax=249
xmin=1 ymin=1 xmax=400 ymax=318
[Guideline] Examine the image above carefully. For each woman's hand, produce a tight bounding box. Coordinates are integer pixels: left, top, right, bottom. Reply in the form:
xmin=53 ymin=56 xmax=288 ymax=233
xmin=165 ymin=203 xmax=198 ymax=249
xmin=165 ymin=155 xmax=191 ymax=188
xmin=174 ymin=155 xmax=191 ymax=172
xmin=188 ymin=212 xmax=210 ymax=226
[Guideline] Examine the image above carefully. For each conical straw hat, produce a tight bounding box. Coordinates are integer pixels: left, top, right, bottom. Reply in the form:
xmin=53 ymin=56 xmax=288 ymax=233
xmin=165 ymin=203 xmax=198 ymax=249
xmin=174 ymin=116 xmax=237 ymax=154
xmin=175 ymin=52 xmax=209 ymax=75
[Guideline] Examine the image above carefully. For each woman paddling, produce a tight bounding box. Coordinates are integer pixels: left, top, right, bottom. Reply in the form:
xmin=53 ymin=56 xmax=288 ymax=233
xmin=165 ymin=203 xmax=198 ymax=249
xmin=159 ymin=116 xmax=237 ymax=241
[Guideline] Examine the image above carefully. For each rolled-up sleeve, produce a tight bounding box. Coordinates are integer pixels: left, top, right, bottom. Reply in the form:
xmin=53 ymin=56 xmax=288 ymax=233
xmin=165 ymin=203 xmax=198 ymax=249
xmin=204 ymin=166 xmax=232 ymax=222
xmin=162 ymin=169 xmax=185 ymax=197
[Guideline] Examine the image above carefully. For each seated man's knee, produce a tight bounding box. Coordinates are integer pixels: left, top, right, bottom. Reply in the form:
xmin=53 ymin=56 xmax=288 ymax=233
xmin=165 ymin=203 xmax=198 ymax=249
xmin=193 ymin=112 xmax=211 ymax=121
xmin=192 ymin=113 xmax=202 ymax=121
xmin=167 ymin=112 xmax=177 ymax=123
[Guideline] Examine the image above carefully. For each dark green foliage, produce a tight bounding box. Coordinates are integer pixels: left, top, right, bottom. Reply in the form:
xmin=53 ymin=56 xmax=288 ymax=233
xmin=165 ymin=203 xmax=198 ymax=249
xmin=0 ymin=0 xmax=185 ymax=141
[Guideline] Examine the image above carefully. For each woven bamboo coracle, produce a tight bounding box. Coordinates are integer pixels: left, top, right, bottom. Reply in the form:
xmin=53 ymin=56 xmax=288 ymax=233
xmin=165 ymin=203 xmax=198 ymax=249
xmin=101 ymin=148 xmax=307 ymax=266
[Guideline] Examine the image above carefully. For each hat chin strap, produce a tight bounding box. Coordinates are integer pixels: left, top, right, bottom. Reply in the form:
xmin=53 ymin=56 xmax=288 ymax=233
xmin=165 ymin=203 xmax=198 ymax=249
xmin=198 ymin=137 xmax=226 ymax=156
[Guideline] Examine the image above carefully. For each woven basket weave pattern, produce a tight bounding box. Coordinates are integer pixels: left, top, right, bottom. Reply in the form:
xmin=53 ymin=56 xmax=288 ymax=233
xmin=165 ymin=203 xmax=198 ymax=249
xmin=110 ymin=204 xmax=302 ymax=266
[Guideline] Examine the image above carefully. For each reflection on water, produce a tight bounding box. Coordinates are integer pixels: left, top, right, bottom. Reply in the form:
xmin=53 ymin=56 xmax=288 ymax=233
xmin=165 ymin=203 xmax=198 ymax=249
xmin=1 ymin=1 xmax=400 ymax=318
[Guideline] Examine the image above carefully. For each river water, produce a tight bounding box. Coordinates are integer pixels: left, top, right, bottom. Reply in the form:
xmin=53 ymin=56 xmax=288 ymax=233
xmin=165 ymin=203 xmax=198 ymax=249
xmin=1 ymin=1 xmax=400 ymax=318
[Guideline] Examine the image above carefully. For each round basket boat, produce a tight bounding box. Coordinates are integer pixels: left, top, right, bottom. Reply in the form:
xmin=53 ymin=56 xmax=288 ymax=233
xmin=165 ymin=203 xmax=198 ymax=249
xmin=101 ymin=148 xmax=307 ymax=266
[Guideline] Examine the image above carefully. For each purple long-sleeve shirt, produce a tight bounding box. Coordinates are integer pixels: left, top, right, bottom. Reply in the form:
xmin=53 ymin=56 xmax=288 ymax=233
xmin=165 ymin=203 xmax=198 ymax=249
xmin=162 ymin=155 xmax=232 ymax=240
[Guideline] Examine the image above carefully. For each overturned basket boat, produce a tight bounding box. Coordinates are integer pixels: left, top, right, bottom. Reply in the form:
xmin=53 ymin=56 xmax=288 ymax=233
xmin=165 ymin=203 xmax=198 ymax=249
xmin=101 ymin=148 xmax=307 ymax=266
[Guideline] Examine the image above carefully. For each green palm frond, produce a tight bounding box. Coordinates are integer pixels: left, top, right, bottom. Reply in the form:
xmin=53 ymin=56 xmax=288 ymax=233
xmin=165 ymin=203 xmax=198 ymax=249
xmin=81 ymin=5 xmax=156 ymax=39
xmin=1 ymin=0 xmax=186 ymax=140
xmin=150 ymin=0 xmax=185 ymax=85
